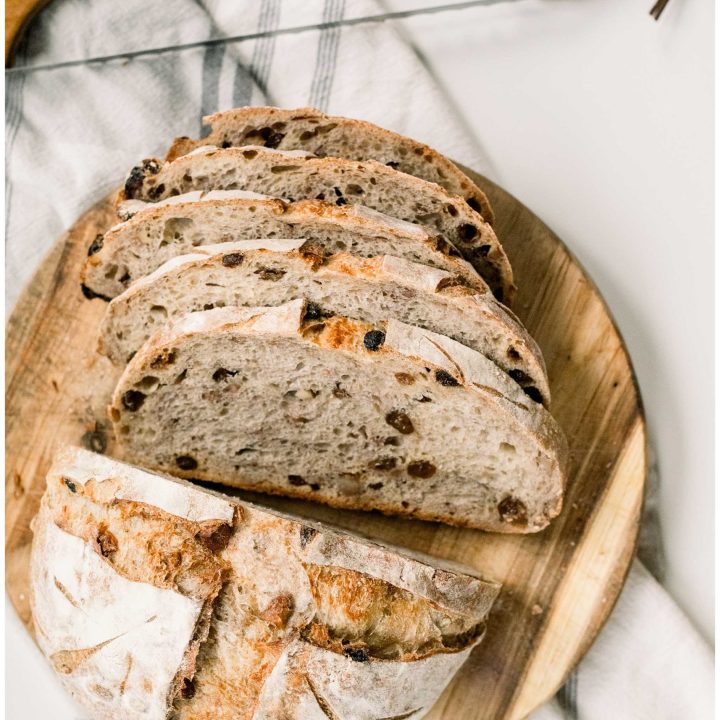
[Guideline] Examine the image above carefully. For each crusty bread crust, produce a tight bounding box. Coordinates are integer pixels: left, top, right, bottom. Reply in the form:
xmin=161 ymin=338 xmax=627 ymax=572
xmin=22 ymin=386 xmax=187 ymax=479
xmin=31 ymin=447 xmax=500 ymax=720
xmin=117 ymin=147 xmax=515 ymax=303
xmin=166 ymin=106 xmax=496 ymax=225
xmin=109 ymin=302 xmax=567 ymax=532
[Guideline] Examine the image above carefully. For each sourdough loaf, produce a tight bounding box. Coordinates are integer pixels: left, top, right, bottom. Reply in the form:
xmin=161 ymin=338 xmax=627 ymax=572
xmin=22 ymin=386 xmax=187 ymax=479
xmin=118 ymin=147 xmax=514 ymax=303
xmin=165 ymin=106 xmax=495 ymax=224
xmin=97 ymin=239 xmax=549 ymax=404
xmin=109 ymin=300 xmax=566 ymax=531
xmin=31 ymin=446 xmax=500 ymax=720
xmin=82 ymin=194 xmax=481 ymax=300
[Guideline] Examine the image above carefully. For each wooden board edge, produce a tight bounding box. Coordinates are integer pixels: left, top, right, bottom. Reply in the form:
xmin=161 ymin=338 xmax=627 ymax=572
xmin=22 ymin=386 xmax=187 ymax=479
xmin=509 ymin=417 xmax=647 ymax=717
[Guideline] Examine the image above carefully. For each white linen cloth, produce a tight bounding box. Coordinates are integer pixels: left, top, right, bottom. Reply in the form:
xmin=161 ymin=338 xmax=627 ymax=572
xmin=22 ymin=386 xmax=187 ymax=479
xmin=5 ymin=1 xmax=713 ymax=718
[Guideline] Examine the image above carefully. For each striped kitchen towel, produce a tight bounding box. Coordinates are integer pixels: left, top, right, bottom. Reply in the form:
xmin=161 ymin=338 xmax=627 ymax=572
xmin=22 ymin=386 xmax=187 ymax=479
xmin=5 ymin=1 xmax=713 ymax=719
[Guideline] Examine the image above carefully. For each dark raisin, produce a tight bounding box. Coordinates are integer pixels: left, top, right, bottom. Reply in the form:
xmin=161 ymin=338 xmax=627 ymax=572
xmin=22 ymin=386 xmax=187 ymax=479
xmin=401 ymin=501 xmax=410 ymax=509
xmin=363 ymin=330 xmax=386 ymax=351
xmin=509 ymin=369 xmax=529 ymax=383
xmin=81 ymin=427 xmax=107 ymax=454
xmin=80 ymin=284 xmax=111 ymax=302
xmin=368 ymin=482 xmax=384 ymax=490
xmin=315 ymin=192 xmax=326 ymax=200
xmin=123 ymin=159 xmax=160 ymax=199
xmin=523 ymin=386 xmax=543 ymax=403
xmin=64 ymin=478 xmax=77 ymax=493
xmin=476 ymin=244 xmax=491 ymax=257
xmin=386 ymin=161 xmax=400 ymax=169
xmin=385 ymin=410 xmax=414 ymax=434
xmin=201 ymin=523 xmax=233 ymax=552
xmin=304 ymin=303 xmax=324 ymax=321
xmin=335 ymin=197 xmax=348 ymax=206
xmin=299 ymin=525 xmax=318 ymax=548
xmin=221 ymin=140 xmax=232 ymax=149
xmin=498 ymin=496 xmax=528 ymax=525
xmin=407 ymin=460 xmax=437 ymax=478
xmin=119 ymin=271 xmax=131 ymax=285
xmin=288 ymin=475 xmax=307 ymax=486
xmin=309 ymin=483 xmax=321 ymax=491
xmin=466 ymin=197 xmax=482 ymax=212
xmin=213 ymin=367 xmax=238 ymax=382
xmin=254 ymin=267 xmax=286 ymax=281
xmin=121 ymin=390 xmax=146 ymax=411
xmin=176 ymin=455 xmax=198 ymax=471
xmin=458 ymin=223 xmax=478 ymax=240
xmin=87 ymin=234 xmax=104 ymax=256
xmin=264 ymin=130 xmax=285 ymax=149
xmin=435 ymin=370 xmax=460 ymax=387
xmin=96 ymin=527 xmax=118 ymax=557
xmin=344 ymin=646 xmax=370 ymax=662
xmin=333 ymin=186 xmax=343 ymax=197
xmin=181 ymin=678 xmax=196 ymax=699
xmin=372 ymin=457 xmax=397 ymax=471
xmin=221 ymin=253 xmax=244 ymax=267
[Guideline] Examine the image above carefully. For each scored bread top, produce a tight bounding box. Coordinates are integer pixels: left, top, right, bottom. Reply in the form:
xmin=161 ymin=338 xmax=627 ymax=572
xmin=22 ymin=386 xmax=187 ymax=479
xmin=165 ymin=105 xmax=495 ymax=224
xmin=83 ymin=194 xmax=483 ymax=299
xmin=97 ymin=238 xmax=550 ymax=404
xmin=117 ymin=146 xmax=514 ymax=303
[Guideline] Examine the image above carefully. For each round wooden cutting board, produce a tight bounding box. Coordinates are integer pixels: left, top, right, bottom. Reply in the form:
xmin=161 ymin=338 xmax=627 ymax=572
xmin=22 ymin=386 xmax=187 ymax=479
xmin=5 ymin=168 xmax=646 ymax=720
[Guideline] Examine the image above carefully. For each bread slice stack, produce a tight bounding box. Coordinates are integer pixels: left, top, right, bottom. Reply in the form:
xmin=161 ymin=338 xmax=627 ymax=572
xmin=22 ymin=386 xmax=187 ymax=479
xmin=30 ymin=107 xmax=570 ymax=719
xmin=81 ymin=106 xmax=567 ymax=533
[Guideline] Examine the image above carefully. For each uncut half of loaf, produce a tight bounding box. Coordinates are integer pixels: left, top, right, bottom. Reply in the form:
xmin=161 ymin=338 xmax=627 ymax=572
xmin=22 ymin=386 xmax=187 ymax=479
xmin=31 ymin=446 xmax=500 ymax=720
xmin=118 ymin=146 xmax=514 ymax=303
xmin=109 ymin=300 xmax=566 ymax=532
xmin=165 ymin=106 xmax=496 ymax=224
xmin=97 ymin=238 xmax=550 ymax=404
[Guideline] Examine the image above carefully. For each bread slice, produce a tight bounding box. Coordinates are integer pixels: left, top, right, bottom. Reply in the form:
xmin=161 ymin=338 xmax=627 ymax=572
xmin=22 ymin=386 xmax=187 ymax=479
xmin=118 ymin=147 xmax=515 ymax=303
xmin=83 ymin=194 xmax=483 ymax=300
xmin=31 ymin=446 xmax=500 ymax=720
xmin=165 ymin=106 xmax=495 ymax=225
xmin=98 ymin=239 xmax=550 ymax=405
xmin=109 ymin=300 xmax=566 ymax=532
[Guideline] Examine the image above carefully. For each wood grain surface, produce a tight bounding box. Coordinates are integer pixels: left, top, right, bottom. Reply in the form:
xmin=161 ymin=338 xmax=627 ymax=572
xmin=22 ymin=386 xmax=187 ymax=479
xmin=5 ymin=168 xmax=646 ymax=719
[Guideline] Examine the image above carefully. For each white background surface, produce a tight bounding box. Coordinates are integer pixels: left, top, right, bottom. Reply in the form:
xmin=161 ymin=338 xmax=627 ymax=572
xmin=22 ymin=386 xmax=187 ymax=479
xmin=6 ymin=0 xmax=714 ymax=717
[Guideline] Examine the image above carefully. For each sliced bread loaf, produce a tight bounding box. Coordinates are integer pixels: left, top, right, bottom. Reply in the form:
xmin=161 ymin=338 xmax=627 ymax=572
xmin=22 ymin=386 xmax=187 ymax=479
xmin=98 ymin=239 xmax=549 ymax=404
xmin=118 ymin=147 xmax=515 ymax=303
xmin=109 ymin=300 xmax=566 ymax=532
xmin=83 ymin=194 xmax=482 ymax=300
xmin=32 ymin=446 xmax=500 ymax=720
xmin=165 ymin=106 xmax=495 ymax=224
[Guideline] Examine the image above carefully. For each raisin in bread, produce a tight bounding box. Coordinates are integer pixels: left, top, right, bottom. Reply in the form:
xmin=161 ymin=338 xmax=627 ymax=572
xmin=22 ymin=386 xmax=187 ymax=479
xmin=83 ymin=194 xmax=481 ymax=300
xmin=31 ymin=446 xmax=500 ymax=720
xmin=109 ymin=300 xmax=566 ymax=532
xmin=166 ymin=106 xmax=495 ymax=224
xmin=98 ymin=240 xmax=549 ymax=405
xmin=118 ymin=148 xmax=514 ymax=304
